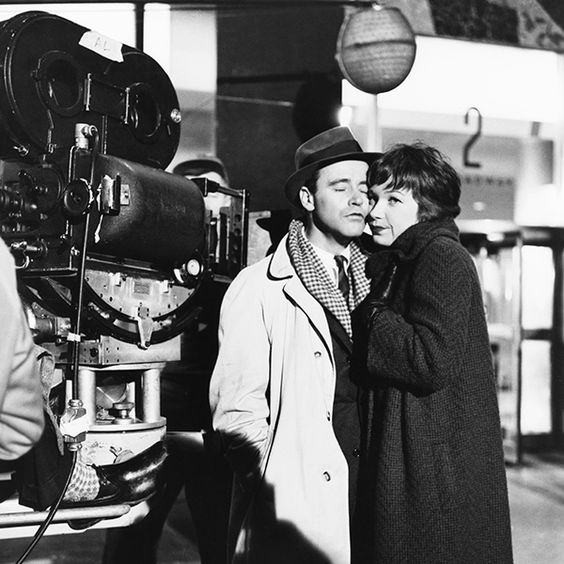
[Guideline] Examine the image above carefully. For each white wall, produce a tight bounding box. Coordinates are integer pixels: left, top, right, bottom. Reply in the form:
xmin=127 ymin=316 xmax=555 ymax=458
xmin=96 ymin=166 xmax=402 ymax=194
xmin=343 ymin=35 xmax=564 ymax=227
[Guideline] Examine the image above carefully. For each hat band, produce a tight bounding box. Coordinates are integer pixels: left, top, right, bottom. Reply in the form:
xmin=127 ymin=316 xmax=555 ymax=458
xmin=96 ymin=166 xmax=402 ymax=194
xmin=299 ymin=139 xmax=363 ymax=168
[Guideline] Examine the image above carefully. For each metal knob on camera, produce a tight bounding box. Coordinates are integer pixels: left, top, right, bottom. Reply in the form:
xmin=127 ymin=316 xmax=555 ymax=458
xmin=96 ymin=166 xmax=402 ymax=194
xmin=111 ymin=401 xmax=135 ymax=425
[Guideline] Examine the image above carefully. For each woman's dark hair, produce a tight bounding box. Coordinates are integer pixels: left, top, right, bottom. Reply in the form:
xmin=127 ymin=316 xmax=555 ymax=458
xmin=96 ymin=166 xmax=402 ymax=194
xmin=367 ymin=142 xmax=461 ymax=221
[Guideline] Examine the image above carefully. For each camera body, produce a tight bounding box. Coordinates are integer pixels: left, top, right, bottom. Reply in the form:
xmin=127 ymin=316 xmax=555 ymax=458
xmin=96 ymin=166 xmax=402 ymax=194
xmin=0 ymin=10 xmax=242 ymax=358
xmin=0 ymin=11 xmax=247 ymax=462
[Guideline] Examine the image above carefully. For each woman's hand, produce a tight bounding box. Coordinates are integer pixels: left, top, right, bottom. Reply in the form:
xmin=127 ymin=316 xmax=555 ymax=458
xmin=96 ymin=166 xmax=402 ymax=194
xmin=355 ymin=261 xmax=399 ymax=329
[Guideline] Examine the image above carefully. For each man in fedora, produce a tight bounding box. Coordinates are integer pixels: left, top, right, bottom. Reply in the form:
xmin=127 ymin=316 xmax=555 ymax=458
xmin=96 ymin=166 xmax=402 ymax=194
xmin=210 ymin=126 xmax=379 ymax=563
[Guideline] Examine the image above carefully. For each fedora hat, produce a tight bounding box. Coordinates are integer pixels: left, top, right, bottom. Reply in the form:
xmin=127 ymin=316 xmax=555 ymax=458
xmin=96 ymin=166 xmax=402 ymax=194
xmin=284 ymin=126 xmax=380 ymax=206
xmin=172 ymin=155 xmax=228 ymax=182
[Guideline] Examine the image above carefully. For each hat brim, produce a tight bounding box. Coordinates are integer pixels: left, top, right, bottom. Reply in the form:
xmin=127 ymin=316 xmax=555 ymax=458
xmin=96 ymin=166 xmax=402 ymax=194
xmin=173 ymin=157 xmax=226 ymax=178
xmin=284 ymin=152 xmax=381 ymax=207
xmin=256 ymin=210 xmax=294 ymax=233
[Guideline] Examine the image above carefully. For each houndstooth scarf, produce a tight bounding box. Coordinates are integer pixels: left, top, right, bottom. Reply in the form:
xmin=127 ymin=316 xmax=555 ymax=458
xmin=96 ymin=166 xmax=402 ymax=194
xmin=287 ymin=219 xmax=371 ymax=338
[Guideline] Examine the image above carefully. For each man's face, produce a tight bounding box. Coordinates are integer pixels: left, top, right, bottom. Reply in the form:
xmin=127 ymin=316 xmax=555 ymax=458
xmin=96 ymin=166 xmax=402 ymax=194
xmin=366 ymin=176 xmax=419 ymax=246
xmin=302 ymin=161 xmax=368 ymax=251
xmin=300 ymin=159 xmax=370 ymax=251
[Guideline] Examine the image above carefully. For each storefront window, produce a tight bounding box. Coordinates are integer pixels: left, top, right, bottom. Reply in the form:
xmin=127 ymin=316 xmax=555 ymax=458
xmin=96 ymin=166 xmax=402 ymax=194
xmin=522 ymin=245 xmax=554 ymax=330
xmin=521 ymin=339 xmax=552 ymax=434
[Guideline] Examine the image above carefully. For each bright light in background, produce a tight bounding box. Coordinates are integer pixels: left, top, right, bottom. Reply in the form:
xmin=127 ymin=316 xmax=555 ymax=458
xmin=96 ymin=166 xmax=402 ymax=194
xmin=522 ymin=245 xmax=554 ymax=329
xmin=0 ymin=4 xmax=187 ymax=91
xmin=481 ymin=256 xmax=501 ymax=298
xmin=165 ymin=9 xmax=216 ymax=93
xmin=338 ymin=105 xmax=353 ymax=127
xmin=0 ymin=4 xmax=136 ymax=46
xmin=382 ymin=35 xmax=563 ymax=122
xmin=342 ymin=81 xmax=374 ymax=108
xmin=144 ymin=4 xmax=171 ymax=74
xmin=343 ymin=35 xmax=563 ymax=123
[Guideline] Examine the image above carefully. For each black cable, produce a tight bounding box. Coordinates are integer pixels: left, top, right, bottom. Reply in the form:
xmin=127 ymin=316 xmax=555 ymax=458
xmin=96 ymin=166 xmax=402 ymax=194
xmin=69 ymin=209 xmax=92 ymax=391
xmin=14 ymin=449 xmax=78 ymax=564
xmin=69 ymin=127 xmax=99 ymax=393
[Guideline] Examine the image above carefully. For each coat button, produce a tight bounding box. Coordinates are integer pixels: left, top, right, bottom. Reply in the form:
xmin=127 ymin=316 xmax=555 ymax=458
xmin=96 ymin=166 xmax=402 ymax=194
xmin=323 ymin=471 xmax=331 ymax=481
xmin=326 ymin=411 xmax=331 ymax=421
xmin=314 ymin=351 xmax=322 ymax=358
xmin=353 ymin=448 xmax=360 ymax=458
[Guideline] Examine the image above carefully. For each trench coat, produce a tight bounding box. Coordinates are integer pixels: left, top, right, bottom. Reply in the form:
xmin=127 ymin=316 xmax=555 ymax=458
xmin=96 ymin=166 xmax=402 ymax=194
xmin=209 ymin=235 xmax=351 ymax=564
xmin=0 ymin=237 xmax=44 ymax=461
xmin=353 ymin=219 xmax=513 ymax=564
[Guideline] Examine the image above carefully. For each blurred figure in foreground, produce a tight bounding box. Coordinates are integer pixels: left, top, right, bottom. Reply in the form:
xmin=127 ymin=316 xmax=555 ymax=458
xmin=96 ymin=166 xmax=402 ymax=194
xmin=0 ymin=236 xmax=43 ymax=461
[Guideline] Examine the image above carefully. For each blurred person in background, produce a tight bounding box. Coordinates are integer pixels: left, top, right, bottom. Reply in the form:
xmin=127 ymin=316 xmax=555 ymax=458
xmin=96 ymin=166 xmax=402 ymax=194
xmin=351 ymin=143 xmax=513 ymax=563
xmin=103 ymin=157 xmax=233 ymax=564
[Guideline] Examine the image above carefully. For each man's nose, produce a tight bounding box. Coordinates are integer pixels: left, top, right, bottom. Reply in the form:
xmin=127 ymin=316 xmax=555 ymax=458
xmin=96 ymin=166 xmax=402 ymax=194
xmin=349 ymin=187 xmax=367 ymax=206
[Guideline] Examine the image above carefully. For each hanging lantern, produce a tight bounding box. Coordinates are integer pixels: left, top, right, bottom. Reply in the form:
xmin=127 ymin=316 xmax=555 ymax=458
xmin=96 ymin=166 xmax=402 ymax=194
xmin=336 ymin=5 xmax=416 ymax=95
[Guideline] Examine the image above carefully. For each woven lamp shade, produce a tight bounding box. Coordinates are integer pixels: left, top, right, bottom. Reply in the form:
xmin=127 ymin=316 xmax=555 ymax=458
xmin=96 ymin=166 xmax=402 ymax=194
xmin=336 ymin=6 xmax=416 ymax=95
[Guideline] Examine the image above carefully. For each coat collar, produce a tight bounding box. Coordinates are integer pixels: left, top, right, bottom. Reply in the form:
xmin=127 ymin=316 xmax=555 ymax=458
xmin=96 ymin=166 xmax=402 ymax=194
xmin=366 ymin=219 xmax=459 ymax=277
xmin=268 ymin=234 xmax=334 ymax=358
xmin=392 ymin=218 xmax=460 ymax=262
xmin=267 ymin=234 xmax=294 ymax=280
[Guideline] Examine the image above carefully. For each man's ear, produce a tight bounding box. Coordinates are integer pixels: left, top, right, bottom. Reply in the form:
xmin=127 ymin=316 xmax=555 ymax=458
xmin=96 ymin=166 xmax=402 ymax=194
xmin=298 ymin=186 xmax=315 ymax=212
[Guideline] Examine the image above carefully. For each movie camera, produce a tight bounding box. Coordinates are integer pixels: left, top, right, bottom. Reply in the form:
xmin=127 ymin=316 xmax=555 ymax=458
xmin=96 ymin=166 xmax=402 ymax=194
xmin=0 ymin=10 xmax=247 ymax=464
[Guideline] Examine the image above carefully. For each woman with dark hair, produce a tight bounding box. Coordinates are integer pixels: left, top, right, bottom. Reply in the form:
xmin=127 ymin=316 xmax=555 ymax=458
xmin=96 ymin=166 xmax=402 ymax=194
xmin=352 ymin=143 xmax=513 ymax=563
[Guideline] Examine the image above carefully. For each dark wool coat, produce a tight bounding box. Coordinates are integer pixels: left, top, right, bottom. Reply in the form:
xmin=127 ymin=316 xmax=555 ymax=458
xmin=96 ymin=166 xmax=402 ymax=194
xmin=325 ymin=312 xmax=362 ymax=517
xmin=352 ymin=219 xmax=513 ymax=564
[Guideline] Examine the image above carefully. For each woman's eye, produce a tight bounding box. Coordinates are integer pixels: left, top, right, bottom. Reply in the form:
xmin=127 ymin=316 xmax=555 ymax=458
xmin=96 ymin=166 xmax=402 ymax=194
xmin=389 ymin=196 xmax=401 ymax=204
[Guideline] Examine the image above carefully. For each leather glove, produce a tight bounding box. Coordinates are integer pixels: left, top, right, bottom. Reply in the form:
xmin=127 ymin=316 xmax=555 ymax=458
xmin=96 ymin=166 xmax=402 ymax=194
xmin=351 ymin=258 xmax=399 ymax=386
xmin=354 ymin=260 xmax=399 ymax=330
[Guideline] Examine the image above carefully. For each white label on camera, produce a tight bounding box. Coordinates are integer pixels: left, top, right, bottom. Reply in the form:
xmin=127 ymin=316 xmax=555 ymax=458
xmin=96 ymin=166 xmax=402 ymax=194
xmin=79 ymin=31 xmax=124 ymax=63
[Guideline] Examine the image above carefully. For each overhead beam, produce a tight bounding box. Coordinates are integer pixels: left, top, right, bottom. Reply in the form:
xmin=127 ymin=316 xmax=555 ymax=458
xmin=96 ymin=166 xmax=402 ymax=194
xmin=4 ymin=0 xmax=371 ymax=6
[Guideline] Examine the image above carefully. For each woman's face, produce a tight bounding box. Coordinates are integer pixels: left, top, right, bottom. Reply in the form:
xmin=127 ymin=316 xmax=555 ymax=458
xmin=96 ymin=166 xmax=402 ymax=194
xmin=366 ymin=177 xmax=420 ymax=246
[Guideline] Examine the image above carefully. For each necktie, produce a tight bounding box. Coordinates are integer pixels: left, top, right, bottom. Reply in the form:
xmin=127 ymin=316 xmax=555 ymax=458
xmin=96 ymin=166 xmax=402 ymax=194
xmin=334 ymin=255 xmax=349 ymax=302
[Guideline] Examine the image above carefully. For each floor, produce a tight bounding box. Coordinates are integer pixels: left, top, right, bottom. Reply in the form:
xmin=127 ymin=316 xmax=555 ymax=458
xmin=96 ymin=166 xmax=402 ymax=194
xmin=2 ymin=451 xmax=564 ymax=564
xmin=506 ymin=451 xmax=564 ymax=563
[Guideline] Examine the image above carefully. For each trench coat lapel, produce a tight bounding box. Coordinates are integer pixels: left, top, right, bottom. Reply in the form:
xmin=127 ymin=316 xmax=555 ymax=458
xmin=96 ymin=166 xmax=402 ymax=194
xmin=268 ymin=236 xmax=333 ymax=358
xmin=325 ymin=311 xmax=352 ymax=355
